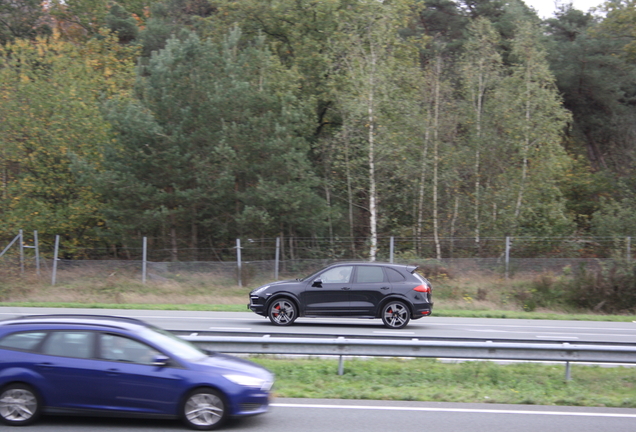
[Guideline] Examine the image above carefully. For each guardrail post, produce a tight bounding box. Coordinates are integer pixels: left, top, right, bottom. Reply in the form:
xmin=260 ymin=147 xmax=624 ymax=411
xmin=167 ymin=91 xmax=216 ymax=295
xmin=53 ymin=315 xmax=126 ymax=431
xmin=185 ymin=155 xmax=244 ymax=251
xmin=565 ymin=361 xmax=572 ymax=381
xmin=338 ymin=355 xmax=345 ymax=376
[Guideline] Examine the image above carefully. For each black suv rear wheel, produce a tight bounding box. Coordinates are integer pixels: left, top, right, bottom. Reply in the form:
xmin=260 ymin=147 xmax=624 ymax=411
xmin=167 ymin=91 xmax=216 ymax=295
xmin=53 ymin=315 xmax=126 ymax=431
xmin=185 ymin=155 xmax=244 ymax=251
xmin=381 ymin=301 xmax=410 ymax=329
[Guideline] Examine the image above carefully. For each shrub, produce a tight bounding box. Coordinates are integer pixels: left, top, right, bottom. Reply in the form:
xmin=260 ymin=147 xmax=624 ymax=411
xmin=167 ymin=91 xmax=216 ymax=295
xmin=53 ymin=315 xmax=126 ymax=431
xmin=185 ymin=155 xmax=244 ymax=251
xmin=565 ymin=260 xmax=636 ymax=313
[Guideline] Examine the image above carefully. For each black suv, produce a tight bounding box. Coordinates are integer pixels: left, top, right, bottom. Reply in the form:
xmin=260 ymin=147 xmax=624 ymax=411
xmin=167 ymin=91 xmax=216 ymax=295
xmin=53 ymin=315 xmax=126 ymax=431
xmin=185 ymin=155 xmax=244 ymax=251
xmin=248 ymin=262 xmax=433 ymax=329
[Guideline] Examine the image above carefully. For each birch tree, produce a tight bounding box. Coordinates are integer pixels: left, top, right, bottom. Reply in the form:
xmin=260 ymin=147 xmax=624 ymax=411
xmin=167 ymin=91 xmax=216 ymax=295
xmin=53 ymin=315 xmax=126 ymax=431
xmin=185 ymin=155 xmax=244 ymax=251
xmin=329 ymin=0 xmax=414 ymax=261
xmin=459 ymin=17 xmax=502 ymax=250
xmin=495 ymin=21 xmax=573 ymax=236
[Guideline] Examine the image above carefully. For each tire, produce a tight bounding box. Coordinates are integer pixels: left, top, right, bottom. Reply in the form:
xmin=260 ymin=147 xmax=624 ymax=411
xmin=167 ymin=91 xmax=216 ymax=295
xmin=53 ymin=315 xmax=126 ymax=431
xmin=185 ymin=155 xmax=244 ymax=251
xmin=381 ymin=301 xmax=411 ymax=329
xmin=267 ymin=298 xmax=297 ymax=326
xmin=181 ymin=388 xmax=228 ymax=431
xmin=0 ymin=383 xmax=41 ymax=426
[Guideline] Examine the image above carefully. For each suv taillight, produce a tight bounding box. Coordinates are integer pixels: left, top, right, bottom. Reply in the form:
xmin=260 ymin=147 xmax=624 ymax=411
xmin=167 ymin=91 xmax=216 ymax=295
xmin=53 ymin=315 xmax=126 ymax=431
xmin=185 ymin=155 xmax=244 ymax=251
xmin=413 ymin=284 xmax=430 ymax=293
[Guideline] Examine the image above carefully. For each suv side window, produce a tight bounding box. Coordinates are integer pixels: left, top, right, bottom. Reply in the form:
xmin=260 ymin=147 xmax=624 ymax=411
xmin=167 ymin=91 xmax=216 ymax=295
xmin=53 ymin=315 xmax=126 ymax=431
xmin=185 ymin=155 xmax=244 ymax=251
xmin=386 ymin=268 xmax=405 ymax=282
xmin=356 ymin=266 xmax=386 ymax=283
xmin=0 ymin=332 xmax=47 ymax=351
xmin=320 ymin=266 xmax=353 ymax=283
xmin=42 ymin=331 xmax=95 ymax=359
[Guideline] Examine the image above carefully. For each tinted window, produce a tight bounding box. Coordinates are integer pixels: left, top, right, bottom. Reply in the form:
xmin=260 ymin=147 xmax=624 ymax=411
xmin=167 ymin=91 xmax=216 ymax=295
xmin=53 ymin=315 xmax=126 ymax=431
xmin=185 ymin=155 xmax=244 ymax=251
xmin=356 ymin=266 xmax=385 ymax=283
xmin=0 ymin=331 xmax=47 ymax=351
xmin=321 ymin=266 xmax=353 ymax=283
xmin=42 ymin=331 xmax=94 ymax=359
xmin=99 ymin=333 xmax=160 ymax=365
xmin=386 ymin=268 xmax=405 ymax=282
xmin=140 ymin=326 xmax=205 ymax=362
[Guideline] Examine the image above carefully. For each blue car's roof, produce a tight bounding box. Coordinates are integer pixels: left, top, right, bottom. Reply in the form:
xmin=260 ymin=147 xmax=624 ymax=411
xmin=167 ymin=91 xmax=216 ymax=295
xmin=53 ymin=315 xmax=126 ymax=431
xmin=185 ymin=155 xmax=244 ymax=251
xmin=0 ymin=314 xmax=151 ymax=332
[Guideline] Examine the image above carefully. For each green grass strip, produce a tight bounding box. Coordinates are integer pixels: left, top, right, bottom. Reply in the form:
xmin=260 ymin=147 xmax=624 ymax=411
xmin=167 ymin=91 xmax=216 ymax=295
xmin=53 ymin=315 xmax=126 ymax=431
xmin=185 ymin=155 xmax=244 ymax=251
xmin=251 ymin=357 xmax=636 ymax=407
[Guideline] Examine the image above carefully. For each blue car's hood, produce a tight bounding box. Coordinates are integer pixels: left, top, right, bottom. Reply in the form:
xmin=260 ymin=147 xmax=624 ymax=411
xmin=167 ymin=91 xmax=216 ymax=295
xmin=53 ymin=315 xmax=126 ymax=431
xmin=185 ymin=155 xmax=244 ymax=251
xmin=194 ymin=353 xmax=272 ymax=379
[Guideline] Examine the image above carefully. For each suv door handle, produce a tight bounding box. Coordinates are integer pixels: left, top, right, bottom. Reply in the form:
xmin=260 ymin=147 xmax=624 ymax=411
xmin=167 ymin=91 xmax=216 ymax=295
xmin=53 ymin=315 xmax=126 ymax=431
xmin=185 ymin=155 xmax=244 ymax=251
xmin=380 ymin=286 xmax=390 ymax=290
xmin=341 ymin=287 xmax=351 ymax=290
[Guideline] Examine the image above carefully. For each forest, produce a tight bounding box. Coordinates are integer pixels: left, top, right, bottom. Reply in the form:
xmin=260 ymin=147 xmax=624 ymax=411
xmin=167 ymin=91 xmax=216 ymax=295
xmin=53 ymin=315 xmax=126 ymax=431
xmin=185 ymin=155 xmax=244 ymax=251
xmin=1 ymin=0 xmax=636 ymax=261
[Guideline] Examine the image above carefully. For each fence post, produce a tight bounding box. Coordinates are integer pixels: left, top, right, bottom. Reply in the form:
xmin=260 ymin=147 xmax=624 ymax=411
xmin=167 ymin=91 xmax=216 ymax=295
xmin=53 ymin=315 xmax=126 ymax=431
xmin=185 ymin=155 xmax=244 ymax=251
xmin=389 ymin=236 xmax=394 ymax=263
xmin=505 ymin=236 xmax=511 ymax=279
xmin=142 ymin=237 xmax=147 ymax=284
xmin=52 ymin=235 xmax=60 ymax=286
xmin=34 ymin=230 xmax=40 ymax=277
xmin=627 ymin=237 xmax=632 ymax=262
xmin=236 ymin=238 xmax=242 ymax=288
xmin=19 ymin=229 xmax=24 ymax=274
xmin=275 ymin=237 xmax=280 ymax=280
xmin=0 ymin=234 xmax=20 ymax=258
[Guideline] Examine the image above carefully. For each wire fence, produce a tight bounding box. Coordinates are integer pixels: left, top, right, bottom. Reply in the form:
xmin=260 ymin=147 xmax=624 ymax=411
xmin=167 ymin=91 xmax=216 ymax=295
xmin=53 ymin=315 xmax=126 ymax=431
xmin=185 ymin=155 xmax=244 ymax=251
xmin=1 ymin=233 xmax=633 ymax=286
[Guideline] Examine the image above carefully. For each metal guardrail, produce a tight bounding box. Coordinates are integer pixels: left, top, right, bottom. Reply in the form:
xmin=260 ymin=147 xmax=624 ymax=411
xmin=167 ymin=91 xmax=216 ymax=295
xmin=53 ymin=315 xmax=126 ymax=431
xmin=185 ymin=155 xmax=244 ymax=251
xmin=181 ymin=334 xmax=636 ymax=380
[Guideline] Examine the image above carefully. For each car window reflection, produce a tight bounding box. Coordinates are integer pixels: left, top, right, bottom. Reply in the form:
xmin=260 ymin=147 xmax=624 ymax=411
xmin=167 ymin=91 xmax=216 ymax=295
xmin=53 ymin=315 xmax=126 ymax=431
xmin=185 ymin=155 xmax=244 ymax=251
xmin=100 ymin=333 xmax=160 ymax=365
xmin=320 ymin=266 xmax=353 ymax=283
xmin=42 ymin=331 xmax=94 ymax=359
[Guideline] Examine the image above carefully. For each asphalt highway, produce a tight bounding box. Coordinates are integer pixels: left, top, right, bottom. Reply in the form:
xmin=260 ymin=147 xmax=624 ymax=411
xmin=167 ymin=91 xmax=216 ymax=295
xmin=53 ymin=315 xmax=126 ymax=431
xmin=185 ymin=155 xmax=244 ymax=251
xmin=1 ymin=308 xmax=635 ymax=431
xmin=15 ymin=399 xmax=636 ymax=432
xmin=0 ymin=307 xmax=634 ymax=343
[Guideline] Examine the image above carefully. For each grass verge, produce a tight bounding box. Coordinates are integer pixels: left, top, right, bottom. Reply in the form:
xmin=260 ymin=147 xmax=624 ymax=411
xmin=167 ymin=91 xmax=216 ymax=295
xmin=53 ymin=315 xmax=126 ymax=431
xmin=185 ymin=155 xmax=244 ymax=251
xmin=251 ymin=357 xmax=636 ymax=407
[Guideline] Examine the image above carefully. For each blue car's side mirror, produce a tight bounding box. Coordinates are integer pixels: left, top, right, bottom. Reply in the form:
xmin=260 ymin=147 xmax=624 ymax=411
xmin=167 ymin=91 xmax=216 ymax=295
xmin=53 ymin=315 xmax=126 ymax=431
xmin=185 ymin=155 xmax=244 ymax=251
xmin=152 ymin=355 xmax=170 ymax=367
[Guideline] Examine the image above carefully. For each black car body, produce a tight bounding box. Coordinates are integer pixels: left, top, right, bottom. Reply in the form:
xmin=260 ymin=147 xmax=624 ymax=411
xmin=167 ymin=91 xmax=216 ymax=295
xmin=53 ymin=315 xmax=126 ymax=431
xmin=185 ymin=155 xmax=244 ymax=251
xmin=248 ymin=262 xmax=433 ymax=329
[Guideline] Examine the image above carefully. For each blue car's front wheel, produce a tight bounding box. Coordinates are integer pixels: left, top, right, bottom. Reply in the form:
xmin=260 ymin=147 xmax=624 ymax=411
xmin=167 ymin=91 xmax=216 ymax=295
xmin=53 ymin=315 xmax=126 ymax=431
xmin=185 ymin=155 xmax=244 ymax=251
xmin=0 ymin=383 xmax=41 ymax=426
xmin=182 ymin=388 xmax=228 ymax=430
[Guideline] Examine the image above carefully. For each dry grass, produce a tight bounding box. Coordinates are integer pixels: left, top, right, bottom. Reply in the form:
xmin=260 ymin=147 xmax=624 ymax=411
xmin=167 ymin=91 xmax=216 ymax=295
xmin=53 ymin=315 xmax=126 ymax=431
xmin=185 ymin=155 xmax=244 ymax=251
xmin=0 ymin=268 xmax=252 ymax=305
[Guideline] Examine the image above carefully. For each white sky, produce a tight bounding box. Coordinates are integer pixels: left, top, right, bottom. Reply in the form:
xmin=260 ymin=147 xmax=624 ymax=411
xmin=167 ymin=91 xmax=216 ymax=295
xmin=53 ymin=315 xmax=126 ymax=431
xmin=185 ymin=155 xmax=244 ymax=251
xmin=523 ymin=0 xmax=605 ymax=18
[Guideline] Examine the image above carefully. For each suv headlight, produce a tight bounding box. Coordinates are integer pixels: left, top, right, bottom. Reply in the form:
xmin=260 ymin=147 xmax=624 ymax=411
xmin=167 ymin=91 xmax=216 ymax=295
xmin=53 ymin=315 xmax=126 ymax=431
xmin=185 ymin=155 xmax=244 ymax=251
xmin=251 ymin=285 xmax=270 ymax=296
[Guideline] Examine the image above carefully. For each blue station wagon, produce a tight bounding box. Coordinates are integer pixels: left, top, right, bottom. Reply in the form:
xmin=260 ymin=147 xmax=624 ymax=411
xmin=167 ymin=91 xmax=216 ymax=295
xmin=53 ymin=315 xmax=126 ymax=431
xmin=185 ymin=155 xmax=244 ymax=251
xmin=0 ymin=315 xmax=273 ymax=430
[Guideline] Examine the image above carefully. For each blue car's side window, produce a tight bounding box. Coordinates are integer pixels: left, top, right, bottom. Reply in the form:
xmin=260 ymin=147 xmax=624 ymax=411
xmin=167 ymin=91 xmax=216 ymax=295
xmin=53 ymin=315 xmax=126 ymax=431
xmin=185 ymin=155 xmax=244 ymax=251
xmin=0 ymin=331 xmax=47 ymax=351
xmin=42 ymin=331 xmax=94 ymax=359
xmin=99 ymin=333 xmax=160 ymax=365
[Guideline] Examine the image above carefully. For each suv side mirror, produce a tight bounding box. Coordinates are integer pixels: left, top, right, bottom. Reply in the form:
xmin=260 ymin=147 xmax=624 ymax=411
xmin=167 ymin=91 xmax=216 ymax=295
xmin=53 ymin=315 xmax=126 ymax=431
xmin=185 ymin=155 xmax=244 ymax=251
xmin=312 ymin=278 xmax=323 ymax=287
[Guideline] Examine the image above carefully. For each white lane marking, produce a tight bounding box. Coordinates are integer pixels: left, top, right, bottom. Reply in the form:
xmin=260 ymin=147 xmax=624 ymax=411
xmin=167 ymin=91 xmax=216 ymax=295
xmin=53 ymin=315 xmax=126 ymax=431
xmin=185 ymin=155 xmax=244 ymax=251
xmin=467 ymin=329 xmax=630 ymax=338
xmin=535 ymin=335 xmax=578 ymax=339
xmin=373 ymin=331 xmax=415 ymax=335
xmin=208 ymin=327 xmax=252 ymax=331
xmin=271 ymin=402 xmax=636 ymax=418
xmin=430 ymin=322 xmax=635 ymax=332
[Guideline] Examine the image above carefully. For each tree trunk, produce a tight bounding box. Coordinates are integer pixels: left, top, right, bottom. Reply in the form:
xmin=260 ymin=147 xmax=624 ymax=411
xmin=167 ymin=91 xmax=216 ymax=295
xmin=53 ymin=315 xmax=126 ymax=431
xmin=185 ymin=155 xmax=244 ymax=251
xmin=432 ymin=55 xmax=442 ymax=260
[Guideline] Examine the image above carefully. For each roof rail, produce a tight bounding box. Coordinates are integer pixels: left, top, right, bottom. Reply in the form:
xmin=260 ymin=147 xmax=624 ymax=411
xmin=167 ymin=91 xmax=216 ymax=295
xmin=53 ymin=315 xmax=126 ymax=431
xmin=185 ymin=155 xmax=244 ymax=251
xmin=8 ymin=314 xmax=148 ymax=326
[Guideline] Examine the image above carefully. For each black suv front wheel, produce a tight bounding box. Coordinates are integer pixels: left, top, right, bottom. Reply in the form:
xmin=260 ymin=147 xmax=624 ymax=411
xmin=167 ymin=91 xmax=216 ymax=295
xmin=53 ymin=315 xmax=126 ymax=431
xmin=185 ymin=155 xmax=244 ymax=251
xmin=268 ymin=298 xmax=297 ymax=326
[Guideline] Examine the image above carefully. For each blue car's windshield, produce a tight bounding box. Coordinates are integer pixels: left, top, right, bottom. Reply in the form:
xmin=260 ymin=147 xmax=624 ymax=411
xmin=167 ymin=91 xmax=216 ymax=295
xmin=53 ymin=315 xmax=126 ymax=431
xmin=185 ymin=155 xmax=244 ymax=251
xmin=141 ymin=327 xmax=207 ymax=362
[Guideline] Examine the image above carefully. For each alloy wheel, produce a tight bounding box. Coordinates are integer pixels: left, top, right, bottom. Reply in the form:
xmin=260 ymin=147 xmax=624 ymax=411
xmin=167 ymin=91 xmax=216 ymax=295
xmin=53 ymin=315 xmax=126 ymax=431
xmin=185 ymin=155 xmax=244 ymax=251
xmin=0 ymin=385 xmax=39 ymax=425
xmin=381 ymin=301 xmax=410 ymax=329
xmin=268 ymin=299 xmax=297 ymax=325
xmin=183 ymin=390 xmax=226 ymax=430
